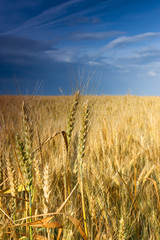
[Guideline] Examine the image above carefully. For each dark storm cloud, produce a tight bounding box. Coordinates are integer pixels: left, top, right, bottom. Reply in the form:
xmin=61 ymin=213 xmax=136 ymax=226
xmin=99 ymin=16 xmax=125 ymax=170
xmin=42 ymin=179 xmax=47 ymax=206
xmin=0 ymin=34 xmax=73 ymax=94
xmin=0 ymin=35 xmax=54 ymax=53
xmin=0 ymin=34 xmax=61 ymax=92
xmin=0 ymin=35 xmax=57 ymax=65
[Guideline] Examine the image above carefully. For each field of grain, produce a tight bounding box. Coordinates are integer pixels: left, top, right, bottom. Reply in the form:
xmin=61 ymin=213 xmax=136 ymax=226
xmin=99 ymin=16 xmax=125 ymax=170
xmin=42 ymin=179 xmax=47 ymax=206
xmin=0 ymin=94 xmax=160 ymax=239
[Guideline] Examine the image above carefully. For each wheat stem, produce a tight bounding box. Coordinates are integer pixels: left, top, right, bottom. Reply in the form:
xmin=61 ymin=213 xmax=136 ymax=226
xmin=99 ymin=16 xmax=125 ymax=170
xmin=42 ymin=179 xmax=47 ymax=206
xmin=77 ymin=102 xmax=89 ymax=238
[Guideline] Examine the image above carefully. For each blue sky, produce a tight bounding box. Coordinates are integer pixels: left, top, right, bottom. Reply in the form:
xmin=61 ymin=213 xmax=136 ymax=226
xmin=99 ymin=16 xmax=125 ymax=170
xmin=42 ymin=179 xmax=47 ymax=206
xmin=1 ymin=0 xmax=160 ymax=95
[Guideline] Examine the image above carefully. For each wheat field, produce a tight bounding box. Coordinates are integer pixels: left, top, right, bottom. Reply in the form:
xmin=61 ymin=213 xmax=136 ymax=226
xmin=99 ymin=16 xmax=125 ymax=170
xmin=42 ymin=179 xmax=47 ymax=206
xmin=0 ymin=93 xmax=160 ymax=239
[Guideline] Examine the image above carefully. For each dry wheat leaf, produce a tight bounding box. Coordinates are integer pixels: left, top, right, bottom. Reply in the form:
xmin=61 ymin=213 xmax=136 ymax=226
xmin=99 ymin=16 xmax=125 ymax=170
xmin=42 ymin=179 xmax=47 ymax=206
xmin=31 ymin=216 xmax=54 ymax=224
xmin=28 ymin=221 xmax=62 ymax=228
xmin=67 ymin=215 xmax=87 ymax=240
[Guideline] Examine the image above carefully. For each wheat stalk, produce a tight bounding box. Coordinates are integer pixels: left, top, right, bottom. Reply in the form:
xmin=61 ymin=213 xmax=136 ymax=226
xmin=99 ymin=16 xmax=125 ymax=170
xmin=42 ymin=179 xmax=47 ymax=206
xmin=0 ymin=146 xmax=3 ymax=191
xmin=77 ymin=102 xmax=89 ymax=238
xmin=22 ymin=101 xmax=33 ymax=240
xmin=118 ymin=216 xmax=126 ymax=240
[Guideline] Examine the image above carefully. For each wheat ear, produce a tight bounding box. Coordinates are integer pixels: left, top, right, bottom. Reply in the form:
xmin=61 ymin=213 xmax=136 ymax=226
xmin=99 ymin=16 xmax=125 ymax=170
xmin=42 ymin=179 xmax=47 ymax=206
xmin=22 ymin=101 xmax=33 ymax=240
xmin=6 ymin=154 xmax=17 ymax=222
xmin=66 ymin=91 xmax=79 ymax=197
xmin=67 ymin=91 xmax=79 ymax=149
xmin=43 ymin=163 xmax=51 ymax=214
xmin=6 ymin=155 xmax=17 ymax=197
xmin=43 ymin=163 xmax=51 ymax=240
xmin=77 ymin=102 xmax=89 ymax=238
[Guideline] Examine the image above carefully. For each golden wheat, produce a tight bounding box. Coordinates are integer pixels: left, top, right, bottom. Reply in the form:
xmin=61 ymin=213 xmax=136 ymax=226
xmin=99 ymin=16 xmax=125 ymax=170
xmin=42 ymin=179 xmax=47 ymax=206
xmin=1 ymin=95 xmax=160 ymax=239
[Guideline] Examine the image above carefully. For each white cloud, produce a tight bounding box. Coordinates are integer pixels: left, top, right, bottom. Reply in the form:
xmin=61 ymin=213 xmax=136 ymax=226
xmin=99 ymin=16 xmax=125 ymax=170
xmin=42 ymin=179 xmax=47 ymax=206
xmin=102 ymin=32 xmax=160 ymax=51
xmin=88 ymin=60 xmax=101 ymax=66
xmin=70 ymin=31 xmax=124 ymax=40
xmin=148 ymin=70 xmax=157 ymax=76
xmin=2 ymin=0 xmax=85 ymax=35
xmin=45 ymin=49 xmax=76 ymax=63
